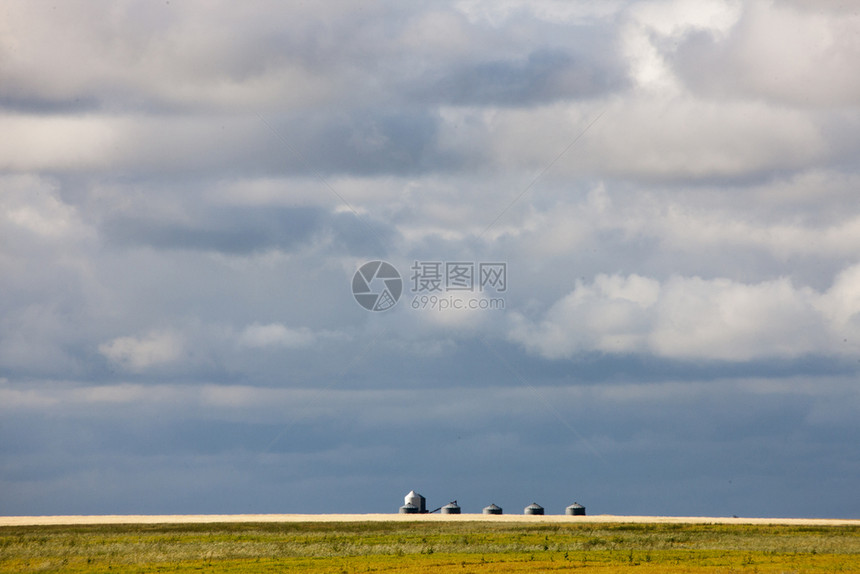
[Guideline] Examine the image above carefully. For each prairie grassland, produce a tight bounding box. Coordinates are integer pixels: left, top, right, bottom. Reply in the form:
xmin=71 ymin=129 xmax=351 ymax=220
xmin=1 ymin=520 xmax=858 ymax=573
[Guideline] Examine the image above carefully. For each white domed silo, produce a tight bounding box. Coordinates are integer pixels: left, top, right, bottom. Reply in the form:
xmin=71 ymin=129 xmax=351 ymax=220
xmin=524 ymin=502 xmax=544 ymax=515
xmin=441 ymin=501 xmax=461 ymax=514
xmin=483 ymin=503 xmax=503 ymax=515
xmin=566 ymin=502 xmax=586 ymax=516
xmin=403 ymin=490 xmax=426 ymax=513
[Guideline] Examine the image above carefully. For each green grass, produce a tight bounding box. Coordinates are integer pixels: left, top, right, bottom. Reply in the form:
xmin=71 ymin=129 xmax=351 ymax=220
xmin=1 ymin=521 xmax=858 ymax=572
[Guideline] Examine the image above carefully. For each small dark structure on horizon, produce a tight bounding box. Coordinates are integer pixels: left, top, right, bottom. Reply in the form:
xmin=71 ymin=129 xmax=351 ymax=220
xmin=399 ymin=492 xmax=586 ymax=516
xmin=483 ymin=503 xmax=503 ymax=515
xmin=400 ymin=490 xmax=427 ymax=514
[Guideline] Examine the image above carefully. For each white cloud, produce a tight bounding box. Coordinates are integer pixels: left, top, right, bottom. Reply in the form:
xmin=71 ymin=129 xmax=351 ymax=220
xmin=818 ymin=265 xmax=860 ymax=327
xmin=649 ymin=275 xmax=822 ymax=360
xmin=0 ymin=1 xmax=361 ymax=112
xmin=619 ymin=0 xmax=860 ymax=108
xmin=629 ymin=0 xmax=741 ymax=38
xmin=99 ymin=330 xmax=184 ymax=371
xmin=0 ymin=115 xmax=117 ymax=172
xmin=578 ymin=97 xmax=824 ymax=179
xmin=0 ymin=114 xmax=268 ymax=174
xmin=449 ymin=94 xmax=826 ymax=183
xmin=671 ymin=1 xmax=860 ymax=106
xmin=237 ymin=322 xmax=315 ymax=348
xmin=455 ymin=0 xmax=627 ymax=27
xmin=509 ymin=273 xmax=661 ymax=358
xmin=509 ymin=267 xmax=860 ymax=362
xmin=0 ymin=175 xmax=93 ymax=241
xmin=622 ymin=0 xmax=742 ymax=93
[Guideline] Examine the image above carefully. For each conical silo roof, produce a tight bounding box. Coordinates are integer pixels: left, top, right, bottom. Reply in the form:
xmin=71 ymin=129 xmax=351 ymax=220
xmin=404 ymin=490 xmax=426 ymax=513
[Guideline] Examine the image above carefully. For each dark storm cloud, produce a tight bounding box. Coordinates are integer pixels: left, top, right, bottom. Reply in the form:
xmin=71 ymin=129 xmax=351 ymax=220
xmin=328 ymin=211 xmax=399 ymax=257
xmin=0 ymin=95 xmax=104 ymax=115
xmin=103 ymin=206 xmax=325 ymax=254
xmin=49 ymin=107 xmax=463 ymax=181
xmin=418 ymin=49 xmax=629 ymax=106
xmin=267 ymin=108 xmax=461 ymax=176
xmin=99 ymin=202 xmax=400 ymax=258
xmin=2 ymin=374 xmax=858 ymax=517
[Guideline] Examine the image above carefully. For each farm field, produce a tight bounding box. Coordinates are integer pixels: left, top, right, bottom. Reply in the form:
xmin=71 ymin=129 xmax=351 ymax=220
xmin=1 ymin=517 xmax=858 ymax=573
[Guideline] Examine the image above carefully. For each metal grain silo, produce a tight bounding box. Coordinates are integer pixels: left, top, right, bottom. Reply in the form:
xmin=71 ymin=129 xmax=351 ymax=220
xmin=483 ymin=503 xmax=503 ymax=515
xmin=524 ymin=502 xmax=544 ymax=515
xmin=565 ymin=502 xmax=586 ymax=516
xmin=441 ymin=501 xmax=461 ymax=514
xmin=399 ymin=503 xmax=419 ymax=514
xmin=403 ymin=490 xmax=426 ymax=513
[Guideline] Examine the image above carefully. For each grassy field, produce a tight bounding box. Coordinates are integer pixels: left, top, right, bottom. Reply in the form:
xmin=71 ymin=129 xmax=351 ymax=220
xmin=1 ymin=520 xmax=858 ymax=573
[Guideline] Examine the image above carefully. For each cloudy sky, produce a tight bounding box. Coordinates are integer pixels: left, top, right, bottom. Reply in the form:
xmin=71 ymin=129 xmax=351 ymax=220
xmin=2 ymin=0 xmax=859 ymax=518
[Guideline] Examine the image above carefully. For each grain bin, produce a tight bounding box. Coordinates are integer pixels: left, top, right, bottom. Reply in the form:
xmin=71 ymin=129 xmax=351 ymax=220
xmin=403 ymin=490 xmax=426 ymax=513
xmin=399 ymin=503 xmax=419 ymax=514
xmin=524 ymin=502 xmax=544 ymax=515
xmin=566 ymin=502 xmax=586 ymax=516
xmin=441 ymin=501 xmax=461 ymax=514
xmin=483 ymin=503 xmax=503 ymax=515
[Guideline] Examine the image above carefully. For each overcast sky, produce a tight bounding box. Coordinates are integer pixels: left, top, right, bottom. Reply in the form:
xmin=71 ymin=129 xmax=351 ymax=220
xmin=2 ymin=0 xmax=859 ymax=518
